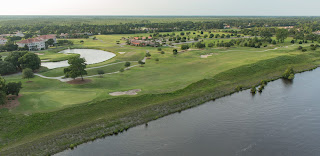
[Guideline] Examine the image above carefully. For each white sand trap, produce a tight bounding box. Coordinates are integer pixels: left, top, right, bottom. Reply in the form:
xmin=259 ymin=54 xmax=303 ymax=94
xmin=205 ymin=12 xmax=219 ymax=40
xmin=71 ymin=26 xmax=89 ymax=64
xmin=109 ymin=89 xmax=141 ymax=96
xmin=201 ymin=55 xmax=212 ymax=58
xmin=35 ymin=53 xmax=44 ymax=55
xmin=119 ymin=52 xmax=126 ymax=54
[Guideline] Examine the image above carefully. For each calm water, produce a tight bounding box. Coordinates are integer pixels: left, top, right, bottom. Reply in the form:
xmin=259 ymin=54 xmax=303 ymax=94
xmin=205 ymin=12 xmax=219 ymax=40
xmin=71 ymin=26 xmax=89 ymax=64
xmin=41 ymin=49 xmax=116 ymax=69
xmin=56 ymin=68 xmax=320 ymax=156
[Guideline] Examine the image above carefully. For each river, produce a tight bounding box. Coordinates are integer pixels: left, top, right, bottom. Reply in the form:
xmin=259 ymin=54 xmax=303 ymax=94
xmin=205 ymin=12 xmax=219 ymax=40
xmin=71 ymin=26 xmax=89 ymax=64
xmin=56 ymin=68 xmax=320 ymax=156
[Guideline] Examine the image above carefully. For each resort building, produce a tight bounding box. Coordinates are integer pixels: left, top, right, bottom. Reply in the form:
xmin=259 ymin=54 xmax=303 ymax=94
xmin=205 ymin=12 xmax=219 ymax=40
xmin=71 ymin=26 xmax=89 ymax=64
xmin=17 ymin=34 xmax=57 ymax=51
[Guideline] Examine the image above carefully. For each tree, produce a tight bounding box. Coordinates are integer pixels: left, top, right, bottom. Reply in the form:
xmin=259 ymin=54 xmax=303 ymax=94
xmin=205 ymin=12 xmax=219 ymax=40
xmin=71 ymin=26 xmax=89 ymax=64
xmin=208 ymin=43 xmax=214 ymax=47
xmin=276 ymin=29 xmax=288 ymax=43
xmin=24 ymin=33 xmax=33 ymax=39
xmin=5 ymin=82 xmax=22 ymax=96
xmin=5 ymin=51 xmax=27 ymax=69
xmin=155 ymin=58 xmax=159 ymax=63
xmin=157 ymin=48 xmax=162 ymax=51
xmin=124 ymin=62 xmax=131 ymax=68
xmin=282 ymin=67 xmax=295 ymax=80
xmin=64 ymin=56 xmax=87 ymax=81
xmin=80 ymin=40 xmax=84 ymax=44
xmin=18 ymin=52 xmax=41 ymax=70
xmin=195 ymin=42 xmax=206 ymax=48
xmin=138 ymin=60 xmax=145 ymax=67
xmin=0 ymin=76 xmax=6 ymax=105
xmin=22 ymin=68 xmax=34 ymax=80
xmin=97 ymin=70 xmax=105 ymax=78
xmin=0 ymin=61 xmax=16 ymax=75
xmin=173 ymin=49 xmax=178 ymax=56
xmin=46 ymin=39 xmax=55 ymax=46
xmin=260 ymin=29 xmax=272 ymax=40
xmin=181 ymin=44 xmax=190 ymax=50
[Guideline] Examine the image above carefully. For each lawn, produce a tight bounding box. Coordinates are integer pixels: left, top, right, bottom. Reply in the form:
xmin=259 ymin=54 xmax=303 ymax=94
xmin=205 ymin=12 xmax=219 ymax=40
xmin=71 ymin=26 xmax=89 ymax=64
xmin=3 ymin=33 xmax=314 ymax=114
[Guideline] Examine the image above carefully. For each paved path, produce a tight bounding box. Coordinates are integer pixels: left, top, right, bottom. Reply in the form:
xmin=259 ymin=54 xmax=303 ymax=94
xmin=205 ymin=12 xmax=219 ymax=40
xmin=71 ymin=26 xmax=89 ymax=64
xmin=35 ymin=57 xmax=147 ymax=82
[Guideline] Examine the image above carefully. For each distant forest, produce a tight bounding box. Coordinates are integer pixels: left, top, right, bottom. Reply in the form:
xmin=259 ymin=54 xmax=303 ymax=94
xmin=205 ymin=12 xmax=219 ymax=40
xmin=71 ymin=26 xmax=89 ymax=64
xmin=1 ymin=16 xmax=320 ymax=35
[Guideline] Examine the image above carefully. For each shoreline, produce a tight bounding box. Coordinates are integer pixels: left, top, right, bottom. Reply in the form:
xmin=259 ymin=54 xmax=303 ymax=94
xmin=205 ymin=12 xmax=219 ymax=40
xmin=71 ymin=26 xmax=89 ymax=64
xmin=1 ymin=53 xmax=320 ymax=155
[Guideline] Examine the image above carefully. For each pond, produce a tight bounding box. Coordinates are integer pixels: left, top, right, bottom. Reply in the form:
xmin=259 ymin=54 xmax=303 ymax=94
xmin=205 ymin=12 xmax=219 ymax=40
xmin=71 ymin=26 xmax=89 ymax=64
xmin=41 ymin=49 xmax=116 ymax=69
xmin=56 ymin=68 xmax=320 ymax=156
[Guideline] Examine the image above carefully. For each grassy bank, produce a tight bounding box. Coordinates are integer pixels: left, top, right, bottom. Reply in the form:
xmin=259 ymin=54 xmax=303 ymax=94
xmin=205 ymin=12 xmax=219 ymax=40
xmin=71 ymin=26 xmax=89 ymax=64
xmin=1 ymin=52 xmax=319 ymax=155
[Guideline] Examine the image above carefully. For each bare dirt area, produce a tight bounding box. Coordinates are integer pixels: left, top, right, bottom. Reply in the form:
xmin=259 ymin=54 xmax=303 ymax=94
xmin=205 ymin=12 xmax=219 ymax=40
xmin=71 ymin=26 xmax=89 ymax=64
xmin=67 ymin=78 xmax=92 ymax=85
xmin=35 ymin=53 xmax=44 ymax=55
xmin=109 ymin=89 xmax=141 ymax=96
xmin=0 ymin=95 xmax=22 ymax=109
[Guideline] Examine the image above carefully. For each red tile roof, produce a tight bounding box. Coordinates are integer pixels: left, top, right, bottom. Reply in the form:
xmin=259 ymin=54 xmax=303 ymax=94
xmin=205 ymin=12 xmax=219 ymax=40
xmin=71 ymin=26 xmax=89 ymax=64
xmin=17 ymin=34 xmax=56 ymax=44
xmin=17 ymin=38 xmax=43 ymax=44
xmin=38 ymin=34 xmax=56 ymax=40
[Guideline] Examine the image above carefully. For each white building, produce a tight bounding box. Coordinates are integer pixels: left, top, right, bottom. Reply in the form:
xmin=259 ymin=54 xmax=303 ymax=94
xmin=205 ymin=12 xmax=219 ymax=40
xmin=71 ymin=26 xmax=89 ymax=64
xmin=15 ymin=31 xmax=25 ymax=37
xmin=17 ymin=34 xmax=57 ymax=51
xmin=0 ymin=37 xmax=7 ymax=45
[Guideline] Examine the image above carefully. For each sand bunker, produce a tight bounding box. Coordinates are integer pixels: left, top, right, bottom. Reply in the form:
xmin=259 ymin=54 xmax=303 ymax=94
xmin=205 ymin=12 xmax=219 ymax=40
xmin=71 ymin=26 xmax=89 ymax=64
xmin=201 ymin=55 xmax=212 ymax=58
xmin=35 ymin=53 xmax=44 ymax=55
xmin=109 ymin=89 xmax=141 ymax=96
xmin=118 ymin=52 xmax=126 ymax=54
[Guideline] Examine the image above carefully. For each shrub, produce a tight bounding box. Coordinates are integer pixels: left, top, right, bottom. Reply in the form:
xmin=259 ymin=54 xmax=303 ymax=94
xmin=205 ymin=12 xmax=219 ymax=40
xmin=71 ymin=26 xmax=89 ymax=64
xmin=235 ymin=85 xmax=243 ymax=92
xmin=97 ymin=70 xmax=105 ymax=77
xmin=181 ymin=44 xmax=190 ymax=50
xmin=282 ymin=67 xmax=295 ymax=80
xmin=250 ymin=87 xmax=256 ymax=94
xmin=161 ymin=51 xmax=165 ymax=54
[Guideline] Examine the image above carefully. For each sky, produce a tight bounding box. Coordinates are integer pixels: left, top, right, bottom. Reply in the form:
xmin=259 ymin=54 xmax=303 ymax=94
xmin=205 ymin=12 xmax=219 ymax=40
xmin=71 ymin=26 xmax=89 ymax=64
xmin=1 ymin=0 xmax=320 ymax=16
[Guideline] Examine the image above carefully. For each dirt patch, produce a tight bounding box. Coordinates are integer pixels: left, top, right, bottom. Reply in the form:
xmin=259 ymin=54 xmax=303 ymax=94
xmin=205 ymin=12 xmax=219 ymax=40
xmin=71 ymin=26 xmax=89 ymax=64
xmin=67 ymin=78 xmax=92 ymax=85
xmin=0 ymin=95 xmax=22 ymax=110
xmin=109 ymin=89 xmax=141 ymax=96
xmin=35 ymin=53 xmax=44 ymax=55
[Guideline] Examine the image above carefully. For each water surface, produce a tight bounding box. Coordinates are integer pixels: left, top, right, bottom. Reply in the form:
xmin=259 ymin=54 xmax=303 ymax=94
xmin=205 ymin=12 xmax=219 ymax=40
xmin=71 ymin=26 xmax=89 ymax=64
xmin=41 ymin=49 xmax=116 ymax=69
xmin=56 ymin=68 xmax=320 ymax=156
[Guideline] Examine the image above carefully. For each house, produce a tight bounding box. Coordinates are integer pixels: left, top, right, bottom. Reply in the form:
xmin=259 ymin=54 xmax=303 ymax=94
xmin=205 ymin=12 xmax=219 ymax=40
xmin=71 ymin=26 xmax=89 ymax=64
xmin=17 ymin=34 xmax=57 ymax=51
xmin=15 ymin=31 xmax=25 ymax=37
xmin=224 ymin=25 xmax=231 ymax=29
xmin=0 ymin=31 xmax=24 ymax=38
xmin=59 ymin=33 xmax=69 ymax=38
xmin=0 ymin=37 xmax=7 ymax=45
xmin=313 ymin=31 xmax=320 ymax=35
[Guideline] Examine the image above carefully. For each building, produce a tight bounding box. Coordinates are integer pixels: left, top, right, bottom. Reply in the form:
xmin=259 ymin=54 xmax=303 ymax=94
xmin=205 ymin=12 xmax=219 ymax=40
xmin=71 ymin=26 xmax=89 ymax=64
xmin=0 ymin=37 xmax=7 ymax=45
xmin=313 ymin=31 xmax=320 ymax=35
xmin=15 ymin=31 xmax=25 ymax=37
xmin=59 ymin=33 xmax=69 ymax=38
xmin=17 ymin=34 xmax=57 ymax=51
xmin=0 ymin=31 xmax=24 ymax=38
